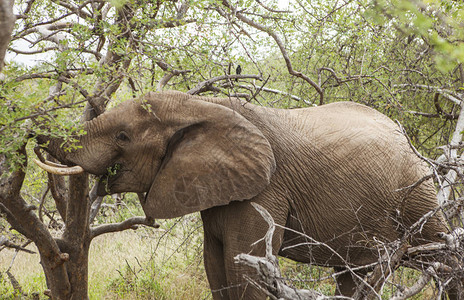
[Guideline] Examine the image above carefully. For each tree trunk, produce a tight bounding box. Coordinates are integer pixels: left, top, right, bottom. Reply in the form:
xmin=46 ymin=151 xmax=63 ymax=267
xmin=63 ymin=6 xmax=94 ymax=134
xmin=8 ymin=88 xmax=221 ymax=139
xmin=0 ymin=149 xmax=72 ymax=299
xmin=0 ymin=0 xmax=15 ymax=72
xmin=57 ymin=173 xmax=91 ymax=299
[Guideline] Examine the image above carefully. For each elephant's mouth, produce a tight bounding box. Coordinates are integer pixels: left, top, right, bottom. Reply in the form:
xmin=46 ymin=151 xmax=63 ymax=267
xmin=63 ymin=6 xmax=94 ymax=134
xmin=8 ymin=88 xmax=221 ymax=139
xmin=96 ymin=163 xmax=123 ymax=196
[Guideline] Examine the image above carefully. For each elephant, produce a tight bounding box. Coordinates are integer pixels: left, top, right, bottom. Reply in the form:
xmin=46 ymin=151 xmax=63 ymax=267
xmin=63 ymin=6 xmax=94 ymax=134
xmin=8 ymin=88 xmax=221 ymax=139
xmin=37 ymin=90 xmax=455 ymax=299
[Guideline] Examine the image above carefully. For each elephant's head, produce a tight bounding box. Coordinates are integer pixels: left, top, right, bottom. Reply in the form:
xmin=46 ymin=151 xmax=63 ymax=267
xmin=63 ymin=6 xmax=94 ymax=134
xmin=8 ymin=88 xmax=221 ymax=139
xmin=38 ymin=91 xmax=276 ymax=218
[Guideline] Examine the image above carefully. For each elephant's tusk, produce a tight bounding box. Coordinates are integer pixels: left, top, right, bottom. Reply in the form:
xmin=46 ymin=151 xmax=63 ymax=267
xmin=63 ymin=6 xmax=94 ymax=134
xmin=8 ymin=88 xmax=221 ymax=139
xmin=33 ymin=158 xmax=84 ymax=175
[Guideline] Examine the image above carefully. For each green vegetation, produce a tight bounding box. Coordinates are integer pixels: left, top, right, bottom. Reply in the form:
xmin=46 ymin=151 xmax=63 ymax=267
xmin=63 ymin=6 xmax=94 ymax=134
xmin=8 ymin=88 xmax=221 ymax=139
xmin=1 ymin=0 xmax=463 ymax=298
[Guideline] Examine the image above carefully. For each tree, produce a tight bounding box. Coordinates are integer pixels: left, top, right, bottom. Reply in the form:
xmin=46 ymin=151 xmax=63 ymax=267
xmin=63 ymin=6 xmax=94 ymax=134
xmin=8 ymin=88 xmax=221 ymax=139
xmin=1 ymin=0 xmax=464 ymax=298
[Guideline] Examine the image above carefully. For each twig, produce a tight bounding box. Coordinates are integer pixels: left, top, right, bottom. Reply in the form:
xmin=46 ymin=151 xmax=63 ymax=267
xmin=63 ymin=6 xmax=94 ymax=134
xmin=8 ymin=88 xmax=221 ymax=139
xmin=0 ymin=236 xmax=35 ymax=254
xmin=187 ymin=74 xmax=262 ymax=95
xmin=352 ymin=241 xmax=408 ymax=299
xmin=248 ymin=75 xmax=270 ymax=104
xmin=237 ymin=84 xmax=313 ymax=105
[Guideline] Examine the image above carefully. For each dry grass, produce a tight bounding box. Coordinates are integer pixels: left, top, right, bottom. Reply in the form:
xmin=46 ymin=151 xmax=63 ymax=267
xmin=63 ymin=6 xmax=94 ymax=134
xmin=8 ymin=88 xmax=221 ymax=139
xmin=0 ymin=220 xmax=211 ymax=299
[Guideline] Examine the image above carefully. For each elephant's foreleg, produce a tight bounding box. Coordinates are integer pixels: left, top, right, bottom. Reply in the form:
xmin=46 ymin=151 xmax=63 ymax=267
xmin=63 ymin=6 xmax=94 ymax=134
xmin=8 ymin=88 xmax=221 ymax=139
xmin=203 ymin=233 xmax=229 ymax=300
xmin=222 ymin=247 xmax=268 ymax=300
xmin=222 ymin=203 xmax=287 ymax=299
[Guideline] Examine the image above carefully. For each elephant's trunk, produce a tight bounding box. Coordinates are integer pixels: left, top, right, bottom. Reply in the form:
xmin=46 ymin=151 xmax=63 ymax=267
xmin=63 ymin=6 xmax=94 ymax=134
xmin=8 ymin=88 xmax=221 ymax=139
xmin=35 ymin=134 xmax=76 ymax=166
xmin=35 ymin=117 xmax=97 ymax=168
xmin=36 ymin=113 xmax=117 ymax=176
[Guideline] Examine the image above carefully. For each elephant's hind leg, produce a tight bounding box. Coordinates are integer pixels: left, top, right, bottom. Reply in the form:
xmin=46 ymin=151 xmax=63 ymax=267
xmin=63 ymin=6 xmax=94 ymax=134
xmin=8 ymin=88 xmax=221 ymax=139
xmin=334 ymin=267 xmax=367 ymax=297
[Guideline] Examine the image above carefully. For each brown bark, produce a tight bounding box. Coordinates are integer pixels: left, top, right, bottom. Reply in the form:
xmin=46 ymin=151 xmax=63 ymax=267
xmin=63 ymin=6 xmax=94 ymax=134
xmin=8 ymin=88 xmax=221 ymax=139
xmin=57 ymin=173 xmax=90 ymax=299
xmin=0 ymin=149 xmax=72 ymax=299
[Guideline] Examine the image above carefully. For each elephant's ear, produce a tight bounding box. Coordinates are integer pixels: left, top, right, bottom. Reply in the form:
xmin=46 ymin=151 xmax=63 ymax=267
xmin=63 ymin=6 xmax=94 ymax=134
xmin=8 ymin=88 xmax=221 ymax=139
xmin=142 ymin=96 xmax=276 ymax=219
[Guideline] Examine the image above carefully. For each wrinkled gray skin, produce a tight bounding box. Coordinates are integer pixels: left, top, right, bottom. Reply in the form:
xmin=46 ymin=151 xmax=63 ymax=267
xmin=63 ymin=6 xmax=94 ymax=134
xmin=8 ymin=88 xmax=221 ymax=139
xmin=41 ymin=91 xmax=451 ymax=299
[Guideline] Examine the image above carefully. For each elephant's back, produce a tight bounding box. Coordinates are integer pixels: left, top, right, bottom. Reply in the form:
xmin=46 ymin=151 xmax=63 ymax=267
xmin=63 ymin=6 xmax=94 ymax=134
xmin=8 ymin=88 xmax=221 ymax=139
xmin=291 ymin=102 xmax=411 ymax=177
xmin=296 ymin=101 xmax=399 ymax=141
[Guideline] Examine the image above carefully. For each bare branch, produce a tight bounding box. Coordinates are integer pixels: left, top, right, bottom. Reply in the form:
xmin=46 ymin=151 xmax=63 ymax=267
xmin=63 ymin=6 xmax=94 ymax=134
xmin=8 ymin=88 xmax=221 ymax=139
xmin=392 ymin=83 xmax=463 ymax=105
xmin=390 ymin=263 xmax=442 ymax=300
xmin=235 ymin=203 xmax=324 ymax=299
xmin=188 ymin=74 xmax=262 ymax=95
xmin=237 ymin=84 xmax=314 ymax=105
xmin=353 ymin=241 xmax=408 ymax=299
xmin=90 ymin=217 xmax=160 ymax=239
xmin=0 ymin=236 xmax=36 ymax=254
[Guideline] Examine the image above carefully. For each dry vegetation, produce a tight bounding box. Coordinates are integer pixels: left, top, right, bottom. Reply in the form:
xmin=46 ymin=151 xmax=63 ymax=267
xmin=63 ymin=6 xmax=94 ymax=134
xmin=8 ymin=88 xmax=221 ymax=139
xmin=1 ymin=216 xmax=210 ymax=300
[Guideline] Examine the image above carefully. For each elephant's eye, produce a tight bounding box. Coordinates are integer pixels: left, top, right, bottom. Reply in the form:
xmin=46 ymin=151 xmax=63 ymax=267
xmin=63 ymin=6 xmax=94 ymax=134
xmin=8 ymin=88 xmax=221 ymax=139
xmin=116 ymin=131 xmax=130 ymax=142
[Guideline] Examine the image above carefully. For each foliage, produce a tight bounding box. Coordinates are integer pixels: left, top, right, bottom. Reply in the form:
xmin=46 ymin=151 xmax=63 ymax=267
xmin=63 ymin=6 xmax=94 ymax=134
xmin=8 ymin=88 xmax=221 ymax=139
xmin=1 ymin=0 xmax=464 ymax=298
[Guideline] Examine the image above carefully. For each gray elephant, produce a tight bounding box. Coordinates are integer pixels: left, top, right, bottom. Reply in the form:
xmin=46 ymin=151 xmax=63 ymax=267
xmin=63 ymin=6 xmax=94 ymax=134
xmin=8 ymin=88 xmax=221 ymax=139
xmin=38 ymin=90 xmax=453 ymax=299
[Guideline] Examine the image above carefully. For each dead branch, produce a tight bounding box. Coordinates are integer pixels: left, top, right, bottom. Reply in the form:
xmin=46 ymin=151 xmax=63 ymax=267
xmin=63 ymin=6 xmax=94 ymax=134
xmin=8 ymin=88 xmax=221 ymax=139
xmin=390 ymin=262 xmax=442 ymax=300
xmin=393 ymin=84 xmax=462 ymax=105
xmin=437 ymin=228 xmax=464 ymax=251
xmin=235 ymin=199 xmax=464 ymax=300
xmin=407 ymin=242 xmax=447 ymax=255
xmin=235 ymin=203 xmax=324 ymax=299
xmin=236 ymin=84 xmax=313 ymax=105
xmin=187 ymin=74 xmax=262 ymax=95
xmin=352 ymin=241 xmax=408 ymax=299
xmin=406 ymin=110 xmax=458 ymax=120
